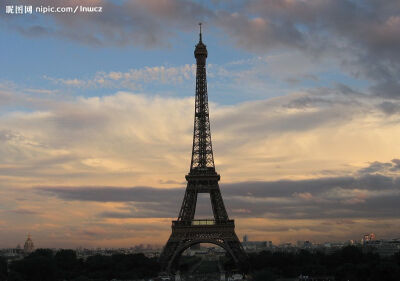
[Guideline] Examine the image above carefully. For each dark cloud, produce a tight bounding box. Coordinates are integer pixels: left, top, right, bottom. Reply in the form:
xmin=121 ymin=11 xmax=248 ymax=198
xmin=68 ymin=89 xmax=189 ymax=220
xmin=5 ymin=0 xmax=213 ymax=48
xmin=38 ymin=172 xmax=400 ymax=220
xmin=159 ymin=179 xmax=186 ymax=185
xmin=284 ymin=84 xmax=364 ymax=109
xmin=391 ymin=159 xmax=400 ymax=171
xmin=358 ymin=161 xmax=393 ymax=175
xmin=372 ymin=79 xmax=400 ymax=99
xmin=242 ymin=0 xmax=400 ymax=60
xmin=38 ymin=186 xmax=183 ymax=202
xmin=215 ymin=0 xmax=400 ymax=98
xmin=378 ymin=101 xmax=400 ymax=115
xmin=358 ymin=159 xmax=400 ymax=175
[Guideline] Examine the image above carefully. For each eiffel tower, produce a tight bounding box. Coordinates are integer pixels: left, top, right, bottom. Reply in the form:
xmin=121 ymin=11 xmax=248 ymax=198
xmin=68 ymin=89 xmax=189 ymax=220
xmin=159 ymin=23 xmax=248 ymax=273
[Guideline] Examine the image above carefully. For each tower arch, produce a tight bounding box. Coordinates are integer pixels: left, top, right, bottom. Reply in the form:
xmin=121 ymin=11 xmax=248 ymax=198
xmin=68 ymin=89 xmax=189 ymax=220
xmin=167 ymin=238 xmax=237 ymax=273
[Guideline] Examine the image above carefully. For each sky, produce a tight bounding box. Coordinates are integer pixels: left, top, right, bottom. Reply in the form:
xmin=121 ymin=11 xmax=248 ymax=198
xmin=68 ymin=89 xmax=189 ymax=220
xmin=0 ymin=0 xmax=400 ymax=249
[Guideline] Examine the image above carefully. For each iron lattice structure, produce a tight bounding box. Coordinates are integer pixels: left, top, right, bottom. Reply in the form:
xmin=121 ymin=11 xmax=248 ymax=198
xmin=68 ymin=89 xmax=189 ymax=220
xmin=159 ymin=24 xmax=248 ymax=273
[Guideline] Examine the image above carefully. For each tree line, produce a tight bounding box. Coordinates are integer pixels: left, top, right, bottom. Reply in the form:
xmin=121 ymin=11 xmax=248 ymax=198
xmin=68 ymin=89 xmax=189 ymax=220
xmin=0 ymin=249 xmax=159 ymax=281
xmin=249 ymin=246 xmax=400 ymax=281
xmin=0 ymin=246 xmax=399 ymax=281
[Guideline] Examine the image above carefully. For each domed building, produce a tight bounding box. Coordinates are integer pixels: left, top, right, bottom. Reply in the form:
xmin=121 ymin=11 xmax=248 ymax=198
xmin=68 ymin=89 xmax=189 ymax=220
xmin=23 ymin=234 xmax=34 ymax=254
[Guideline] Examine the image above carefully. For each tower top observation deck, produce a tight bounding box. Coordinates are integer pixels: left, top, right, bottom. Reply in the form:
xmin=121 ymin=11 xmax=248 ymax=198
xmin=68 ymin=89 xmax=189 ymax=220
xmin=194 ymin=23 xmax=207 ymax=58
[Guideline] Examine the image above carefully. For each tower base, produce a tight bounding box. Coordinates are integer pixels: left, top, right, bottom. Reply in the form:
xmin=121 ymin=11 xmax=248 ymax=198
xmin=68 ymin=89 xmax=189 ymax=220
xmin=159 ymin=219 xmax=248 ymax=273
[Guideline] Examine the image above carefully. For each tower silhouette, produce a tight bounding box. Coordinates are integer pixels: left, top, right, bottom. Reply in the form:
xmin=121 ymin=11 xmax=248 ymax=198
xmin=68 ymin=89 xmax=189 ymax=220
xmin=159 ymin=23 xmax=248 ymax=273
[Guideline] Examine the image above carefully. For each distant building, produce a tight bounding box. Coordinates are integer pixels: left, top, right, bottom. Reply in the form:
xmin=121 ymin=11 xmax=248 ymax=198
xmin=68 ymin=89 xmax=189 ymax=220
xmin=297 ymin=241 xmax=305 ymax=247
xmin=362 ymin=233 xmax=376 ymax=244
xmin=276 ymin=276 xmax=335 ymax=281
xmin=15 ymin=244 xmax=23 ymax=254
xmin=23 ymin=234 xmax=34 ymax=254
xmin=364 ymin=239 xmax=400 ymax=256
xmin=297 ymin=241 xmax=312 ymax=249
xmin=242 ymin=236 xmax=269 ymax=252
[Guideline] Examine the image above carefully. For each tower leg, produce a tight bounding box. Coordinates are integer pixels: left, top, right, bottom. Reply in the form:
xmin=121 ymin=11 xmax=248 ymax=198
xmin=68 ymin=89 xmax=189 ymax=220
xmin=159 ymin=234 xmax=180 ymax=272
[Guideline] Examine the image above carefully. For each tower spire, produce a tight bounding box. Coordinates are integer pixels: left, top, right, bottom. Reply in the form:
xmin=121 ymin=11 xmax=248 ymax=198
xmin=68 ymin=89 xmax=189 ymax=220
xmin=199 ymin=22 xmax=202 ymax=42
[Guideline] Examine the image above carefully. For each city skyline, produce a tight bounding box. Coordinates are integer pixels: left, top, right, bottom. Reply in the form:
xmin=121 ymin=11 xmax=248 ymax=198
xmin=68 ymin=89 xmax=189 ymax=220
xmin=1 ymin=0 xmax=400 ymax=248
xmin=7 ymin=231 xmax=397 ymax=250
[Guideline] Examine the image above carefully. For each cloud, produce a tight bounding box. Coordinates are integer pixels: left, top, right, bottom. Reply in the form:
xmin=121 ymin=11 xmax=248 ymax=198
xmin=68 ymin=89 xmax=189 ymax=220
xmin=237 ymin=0 xmax=400 ymax=60
xmin=39 ymin=186 xmax=183 ymax=203
xmin=37 ymin=171 xmax=400 ymax=221
xmin=378 ymin=101 xmax=400 ymax=115
xmin=44 ymin=64 xmax=196 ymax=89
xmin=358 ymin=159 xmax=400 ymax=175
xmin=10 ymin=208 xmax=40 ymax=215
xmin=2 ymin=1 xmax=400 ymax=247
xmin=4 ymin=1 xmax=399 ymax=99
xmin=1 ymin=85 xmax=400 ymax=189
xmin=24 ymin=88 xmax=59 ymax=95
xmin=5 ymin=0 xmax=212 ymax=48
xmin=214 ymin=0 xmax=400 ymax=98
xmin=1 ymin=84 xmax=400 ymax=246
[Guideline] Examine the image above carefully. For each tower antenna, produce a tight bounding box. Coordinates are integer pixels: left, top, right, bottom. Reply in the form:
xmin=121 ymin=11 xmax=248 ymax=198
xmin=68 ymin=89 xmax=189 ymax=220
xmin=199 ymin=22 xmax=202 ymax=42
